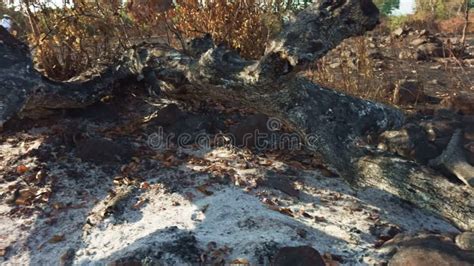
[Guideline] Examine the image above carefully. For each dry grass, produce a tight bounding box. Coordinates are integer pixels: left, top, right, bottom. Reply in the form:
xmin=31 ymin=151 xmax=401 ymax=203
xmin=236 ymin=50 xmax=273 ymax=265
xmin=28 ymin=1 xmax=136 ymax=79
xmin=308 ymin=36 xmax=391 ymax=104
xmin=170 ymin=0 xmax=286 ymax=59
xmin=21 ymin=0 xmax=291 ymax=79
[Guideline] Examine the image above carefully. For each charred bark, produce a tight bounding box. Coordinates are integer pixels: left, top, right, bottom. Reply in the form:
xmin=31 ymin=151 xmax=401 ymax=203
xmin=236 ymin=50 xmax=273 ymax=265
xmin=0 ymin=1 xmax=472 ymax=230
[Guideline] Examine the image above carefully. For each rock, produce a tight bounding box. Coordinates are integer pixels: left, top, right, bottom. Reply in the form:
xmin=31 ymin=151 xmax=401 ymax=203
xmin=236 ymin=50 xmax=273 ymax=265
xmin=75 ymin=138 xmax=133 ymax=164
xmin=412 ymin=142 xmax=440 ymax=164
xmin=392 ymin=27 xmax=410 ymax=37
xmin=261 ymin=172 xmax=299 ymax=197
xmin=456 ymin=232 xmax=474 ymax=251
xmin=151 ymin=104 xmax=185 ymax=126
xmin=329 ymin=62 xmax=341 ymax=69
xmin=419 ymin=29 xmax=429 ymax=37
xmin=379 ymin=123 xmax=440 ymax=164
xmin=368 ymin=49 xmax=384 ymax=59
xmin=465 ymin=142 xmax=474 ymax=154
xmin=410 ymin=38 xmax=427 ymax=47
xmin=392 ymin=80 xmax=425 ymax=105
xmin=369 ymin=223 xmax=402 ymax=241
xmin=441 ymin=91 xmax=474 ymax=115
xmin=392 ymin=28 xmax=404 ymax=37
xmin=59 ymin=248 xmax=75 ymax=266
xmin=414 ymin=50 xmax=427 ymax=61
xmin=398 ymin=50 xmax=413 ymax=60
xmin=108 ymin=257 xmax=142 ymax=266
xmin=170 ymin=114 xmax=215 ymax=135
xmin=465 ymin=142 xmax=474 ymax=165
xmin=273 ymin=246 xmax=325 ymax=266
xmin=374 ymin=61 xmax=384 ymax=69
xmin=378 ymin=124 xmax=422 ymax=156
xmin=386 ymin=234 xmax=474 ymax=266
xmin=229 ymin=114 xmax=271 ymax=148
xmin=432 ymin=136 xmax=452 ymax=150
xmin=417 ymin=43 xmax=445 ymax=58
xmin=434 ymin=109 xmax=462 ymax=121
xmin=467 ymin=150 xmax=474 ymax=165
xmin=420 ymin=120 xmax=456 ymax=142
xmin=430 ymin=129 xmax=474 ymax=186
xmin=430 ymin=64 xmax=442 ymax=70
xmin=465 ymin=58 xmax=474 ymax=68
xmin=186 ymin=33 xmax=214 ymax=57
xmin=148 ymin=103 xmax=221 ymax=145
xmin=464 ymin=123 xmax=474 ymax=142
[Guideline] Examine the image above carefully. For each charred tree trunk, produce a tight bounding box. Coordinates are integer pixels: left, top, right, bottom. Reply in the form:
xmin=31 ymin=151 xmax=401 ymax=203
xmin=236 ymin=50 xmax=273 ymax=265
xmin=0 ymin=1 xmax=472 ymax=230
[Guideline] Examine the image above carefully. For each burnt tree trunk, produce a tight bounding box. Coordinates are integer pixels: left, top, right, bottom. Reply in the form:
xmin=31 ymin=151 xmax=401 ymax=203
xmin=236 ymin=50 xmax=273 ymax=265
xmin=0 ymin=1 xmax=472 ymax=230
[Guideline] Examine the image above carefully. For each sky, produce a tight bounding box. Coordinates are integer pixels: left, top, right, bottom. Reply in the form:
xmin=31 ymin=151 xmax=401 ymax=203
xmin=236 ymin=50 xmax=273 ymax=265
xmin=5 ymin=0 xmax=418 ymax=16
xmin=391 ymin=0 xmax=417 ymax=16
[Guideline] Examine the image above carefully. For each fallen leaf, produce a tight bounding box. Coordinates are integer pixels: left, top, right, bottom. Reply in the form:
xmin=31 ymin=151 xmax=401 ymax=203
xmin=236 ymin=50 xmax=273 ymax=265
xmin=35 ymin=170 xmax=47 ymax=182
xmin=259 ymin=160 xmax=273 ymax=166
xmin=322 ymin=253 xmax=341 ymax=266
xmin=15 ymin=187 xmax=38 ymax=206
xmin=48 ymin=234 xmax=65 ymax=243
xmin=261 ymin=198 xmax=276 ymax=206
xmin=296 ymin=228 xmax=307 ymax=238
xmin=314 ymin=216 xmax=327 ymax=223
xmin=200 ymin=204 xmax=209 ymax=213
xmin=16 ymin=165 xmax=29 ymax=174
xmin=299 ymin=210 xmax=313 ymax=219
xmin=278 ymin=207 xmax=294 ymax=217
xmin=140 ymin=182 xmax=151 ymax=190
xmin=287 ymin=161 xmax=305 ymax=169
xmin=230 ymin=258 xmax=250 ymax=265
xmin=0 ymin=247 xmax=7 ymax=257
xmin=319 ymin=168 xmax=337 ymax=177
xmin=132 ymin=198 xmax=148 ymax=210
xmin=197 ymin=185 xmax=213 ymax=196
xmin=51 ymin=202 xmax=65 ymax=210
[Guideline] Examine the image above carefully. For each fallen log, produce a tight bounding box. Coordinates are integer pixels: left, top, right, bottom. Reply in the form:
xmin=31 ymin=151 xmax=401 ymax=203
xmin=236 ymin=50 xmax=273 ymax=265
xmin=357 ymin=155 xmax=473 ymax=230
xmin=430 ymin=129 xmax=474 ymax=187
xmin=0 ymin=0 xmax=472 ymax=230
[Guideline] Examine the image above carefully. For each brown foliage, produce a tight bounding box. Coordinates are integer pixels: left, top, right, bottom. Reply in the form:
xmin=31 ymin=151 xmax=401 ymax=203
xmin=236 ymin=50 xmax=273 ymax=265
xmin=171 ymin=0 xmax=285 ymax=59
xmin=29 ymin=1 xmax=133 ymax=79
xmin=25 ymin=0 xmax=289 ymax=79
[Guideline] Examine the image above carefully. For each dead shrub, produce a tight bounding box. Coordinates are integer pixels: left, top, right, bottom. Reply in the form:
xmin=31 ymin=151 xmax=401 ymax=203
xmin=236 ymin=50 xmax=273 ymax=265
xmin=310 ymin=36 xmax=390 ymax=103
xmin=25 ymin=0 xmax=290 ymax=79
xmin=171 ymin=0 xmax=286 ymax=59
xmin=29 ymin=0 xmax=133 ymax=80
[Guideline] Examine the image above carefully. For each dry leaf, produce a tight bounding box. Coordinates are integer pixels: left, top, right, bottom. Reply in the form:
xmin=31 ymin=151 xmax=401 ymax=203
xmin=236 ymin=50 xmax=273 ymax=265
xmin=197 ymin=185 xmax=213 ymax=196
xmin=230 ymin=258 xmax=250 ymax=265
xmin=287 ymin=161 xmax=305 ymax=170
xmin=16 ymin=165 xmax=29 ymax=174
xmin=133 ymin=198 xmax=147 ymax=209
xmin=259 ymin=160 xmax=273 ymax=166
xmin=35 ymin=170 xmax=47 ymax=182
xmin=140 ymin=182 xmax=151 ymax=190
xmin=15 ymin=187 xmax=38 ymax=206
xmin=278 ymin=207 xmax=294 ymax=217
xmin=322 ymin=253 xmax=340 ymax=266
xmin=319 ymin=168 xmax=337 ymax=177
xmin=52 ymin=202 xmax=65 ymax=210
xmin=261 ymin=198 xmax=276 ymax=206
xmin=299 ymin=210 xmax=313 ymax=219
xmin=315 ymin=216 xmax=327 ymax=223
xmin=48 ymin=234 xmax=65 ymax=243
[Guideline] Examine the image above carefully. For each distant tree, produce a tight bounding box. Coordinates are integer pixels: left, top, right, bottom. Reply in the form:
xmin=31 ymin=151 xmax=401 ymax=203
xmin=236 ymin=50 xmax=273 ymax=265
xmin=374 ymin=0 xmax=400 ymax=15
xmin=461 ymin=0 xmax=471 ymax=45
